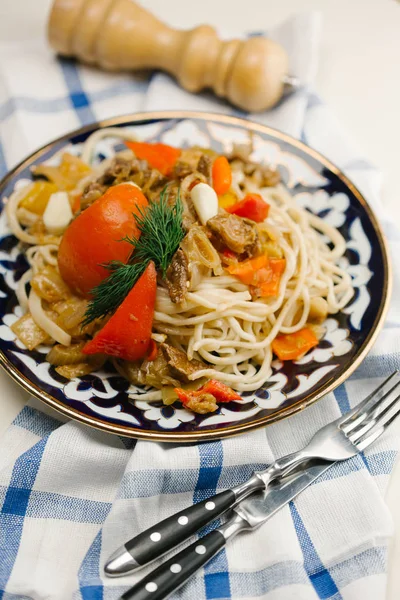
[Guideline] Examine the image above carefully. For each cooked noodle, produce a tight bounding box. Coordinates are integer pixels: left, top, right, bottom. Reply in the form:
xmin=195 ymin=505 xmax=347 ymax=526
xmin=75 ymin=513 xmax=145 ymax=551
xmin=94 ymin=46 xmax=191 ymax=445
xmin=16 ymin=268 xmax=32 ymax=311
xmin=28 ymin=289 xmax=71 ymax=346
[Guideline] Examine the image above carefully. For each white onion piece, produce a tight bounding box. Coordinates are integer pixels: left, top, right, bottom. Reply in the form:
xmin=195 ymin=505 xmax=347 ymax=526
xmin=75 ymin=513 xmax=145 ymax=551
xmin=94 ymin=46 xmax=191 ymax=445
xmin=28 ymin=290 xmax=71 ymax=346
xmin=43 ymin=192 xmax=73 ymax=235
xmin=190 ymin=183 xmax=219 ymax=225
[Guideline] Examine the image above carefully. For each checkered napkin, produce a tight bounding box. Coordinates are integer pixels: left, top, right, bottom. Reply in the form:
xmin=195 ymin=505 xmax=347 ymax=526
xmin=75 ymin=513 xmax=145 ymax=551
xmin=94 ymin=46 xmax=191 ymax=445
xmin=1 ymin=11 xmax=400 ymax=600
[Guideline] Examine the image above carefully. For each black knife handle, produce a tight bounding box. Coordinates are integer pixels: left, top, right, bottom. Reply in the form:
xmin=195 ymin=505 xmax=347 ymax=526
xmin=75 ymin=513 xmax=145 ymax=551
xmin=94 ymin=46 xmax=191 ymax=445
xmin=121 ymin=530 xmax=226 ymax=600
xmin=125 ymin=489 xmax=235 ymax=566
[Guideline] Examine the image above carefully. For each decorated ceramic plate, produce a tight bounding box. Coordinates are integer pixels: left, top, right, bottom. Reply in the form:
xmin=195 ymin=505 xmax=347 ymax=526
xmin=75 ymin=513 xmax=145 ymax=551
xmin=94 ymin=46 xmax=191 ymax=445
xmin=0 ymin=112 xmax=391 ymax=441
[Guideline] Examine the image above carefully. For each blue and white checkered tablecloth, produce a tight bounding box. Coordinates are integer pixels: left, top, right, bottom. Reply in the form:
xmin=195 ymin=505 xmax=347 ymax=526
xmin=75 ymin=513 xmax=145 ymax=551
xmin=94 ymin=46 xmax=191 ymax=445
xmin=1 ymin=11 xmax=400 ymax=600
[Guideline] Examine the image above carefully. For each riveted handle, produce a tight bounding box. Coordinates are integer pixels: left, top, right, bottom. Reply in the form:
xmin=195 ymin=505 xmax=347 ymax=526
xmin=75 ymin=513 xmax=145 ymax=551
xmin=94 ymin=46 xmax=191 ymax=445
xmin=125 ymin=490 xmax=235 ymax=568
xmin=121 ymin=530 xmax=225 ymax=600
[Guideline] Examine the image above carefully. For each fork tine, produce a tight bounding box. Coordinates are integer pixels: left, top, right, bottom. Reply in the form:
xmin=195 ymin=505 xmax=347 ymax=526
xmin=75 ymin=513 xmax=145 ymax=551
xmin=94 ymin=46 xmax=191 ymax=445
xmin=341 ymin=371 xmax=400 ymax=434
xmin=355 ymin=427 xmax=386 ymax=453
xmin=347 ymin=385 xmax=400 ymax=442
xmin=355 ymin=398 xmax=400 ymax=452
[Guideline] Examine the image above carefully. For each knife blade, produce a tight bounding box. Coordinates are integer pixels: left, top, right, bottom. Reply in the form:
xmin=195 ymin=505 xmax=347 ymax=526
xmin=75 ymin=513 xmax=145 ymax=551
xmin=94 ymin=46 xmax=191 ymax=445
xmin=233 ymin=460 xmax=332 ymax=528
xmin=120 ymin=461 xmax=333 ymax=600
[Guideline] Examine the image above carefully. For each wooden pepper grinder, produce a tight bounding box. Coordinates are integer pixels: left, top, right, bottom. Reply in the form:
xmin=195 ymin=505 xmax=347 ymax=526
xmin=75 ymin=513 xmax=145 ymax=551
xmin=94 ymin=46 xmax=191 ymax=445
xmin=48 ymin=0 xmax=295 ymax=112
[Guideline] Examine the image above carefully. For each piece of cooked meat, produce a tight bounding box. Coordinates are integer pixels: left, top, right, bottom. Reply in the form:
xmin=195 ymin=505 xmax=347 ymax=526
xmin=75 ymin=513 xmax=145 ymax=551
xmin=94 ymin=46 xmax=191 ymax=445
xmin=81 ymin=157 xmax=132 ymax=207
xmin=141 ymin=168 xmax=169 ymax=199
xmin=228 ymin=140 xmax=281 ymax=189
xmin=173 ymin=161 xmax=195 ymax=179
xmin=166 ymin=248 xmax=189 ymax=303
xmin=161 ymin=343 xmax=205 ymax=383
xmin=241 ymin=237 xmax=262 ymax=260
xmin=184 ymin=393 xmax=218 ymax=414
xmin=173 ymin=148 xmax=203 ymax=180
xmin=197 ymin=154 xmax=212 ymax=182
xmin=115 ymin=341 xmax=205 ymax=389
xmin=207 ymin=213 xmax=259 ymax=255
xmin=80 ymin=156 xmax=168 ymax=207
xmin=80 ymin=181 xmax=107 ymax=207
xmin=101 ymin=157 xmax=132 ymax=185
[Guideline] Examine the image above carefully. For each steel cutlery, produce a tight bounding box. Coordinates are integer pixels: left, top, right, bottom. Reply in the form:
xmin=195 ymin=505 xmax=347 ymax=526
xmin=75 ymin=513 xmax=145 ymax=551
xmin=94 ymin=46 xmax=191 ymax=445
xmin=105 ymin=371 xmax=400 ymax=578
xmin=120 ymin=462 xmax=332 ymax=600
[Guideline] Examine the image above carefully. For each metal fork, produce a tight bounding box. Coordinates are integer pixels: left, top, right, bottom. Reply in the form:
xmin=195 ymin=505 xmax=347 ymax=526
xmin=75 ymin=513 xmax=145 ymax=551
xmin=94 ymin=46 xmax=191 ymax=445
xmin=105 ymin=371 xmax=400 ymax=577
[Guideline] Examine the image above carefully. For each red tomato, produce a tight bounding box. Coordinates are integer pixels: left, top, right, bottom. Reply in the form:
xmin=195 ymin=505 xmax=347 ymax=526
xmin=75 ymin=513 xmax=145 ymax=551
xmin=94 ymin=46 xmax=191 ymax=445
xmin=58 ymin=183 xmax=148 ymax=298
xmin=82 ymin=261 xmax=157 ymax=361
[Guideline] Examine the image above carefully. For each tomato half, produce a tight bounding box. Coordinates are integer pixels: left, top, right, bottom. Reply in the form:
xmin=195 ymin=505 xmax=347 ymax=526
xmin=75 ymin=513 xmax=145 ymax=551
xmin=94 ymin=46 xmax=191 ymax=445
xmin=57 ymin=183 xmax=148 ymax=298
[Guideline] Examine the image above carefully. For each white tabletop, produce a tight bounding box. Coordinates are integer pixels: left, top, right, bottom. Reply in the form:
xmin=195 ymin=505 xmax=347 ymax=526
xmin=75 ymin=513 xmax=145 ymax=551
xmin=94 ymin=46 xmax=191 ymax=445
xmin=1 ymin=0 xmax=400 ymax=598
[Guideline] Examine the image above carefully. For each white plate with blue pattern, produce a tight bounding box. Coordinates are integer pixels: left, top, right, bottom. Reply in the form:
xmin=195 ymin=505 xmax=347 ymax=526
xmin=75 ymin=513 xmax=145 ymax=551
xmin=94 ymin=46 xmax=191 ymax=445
xmin=0 ymin=112 xmax=391 ymax=441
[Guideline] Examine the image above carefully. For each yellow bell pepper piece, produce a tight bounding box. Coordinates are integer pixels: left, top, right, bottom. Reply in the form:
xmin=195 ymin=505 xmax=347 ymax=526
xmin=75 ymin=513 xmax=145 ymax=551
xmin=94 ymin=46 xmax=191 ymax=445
xmin=218 ymin=192 xmax=237 ymax=210
xmin=19 ymin=181 xmax=58 ymax=215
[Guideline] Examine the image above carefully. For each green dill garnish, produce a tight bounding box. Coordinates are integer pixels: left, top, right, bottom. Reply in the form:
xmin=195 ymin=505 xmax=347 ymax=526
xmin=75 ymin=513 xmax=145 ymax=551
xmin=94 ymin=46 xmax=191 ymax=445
xmin=124 ymin=188 xmax=184 ymax=276
xmin=83 ymin=187 xmax=184 ymax=325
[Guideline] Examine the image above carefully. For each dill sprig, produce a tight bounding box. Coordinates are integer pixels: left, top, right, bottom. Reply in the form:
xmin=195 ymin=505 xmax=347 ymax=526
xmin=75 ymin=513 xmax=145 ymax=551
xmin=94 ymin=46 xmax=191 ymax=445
xmin=83 ymin=188 xmax=184 ymax=325
xmin=124 ymin=188 xmax=184 ymax=277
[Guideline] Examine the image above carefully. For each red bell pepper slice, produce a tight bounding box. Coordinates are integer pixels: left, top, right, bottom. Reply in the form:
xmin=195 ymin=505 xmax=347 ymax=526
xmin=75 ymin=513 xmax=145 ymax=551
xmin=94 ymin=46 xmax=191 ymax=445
xmin=175 ymin=379 xmax=242 ymax=404
xmin=256 ymin=258 xmax=286 ymax=297
xmin=227 ymin=255 xmax=269 ymax=285
xmin=226 ymin=193 xmax=270 ymax=222
xmin=83 ymin=261 xmax=157 ymax=361
xmin=125 ymin=142 xmax=181 ymax=176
